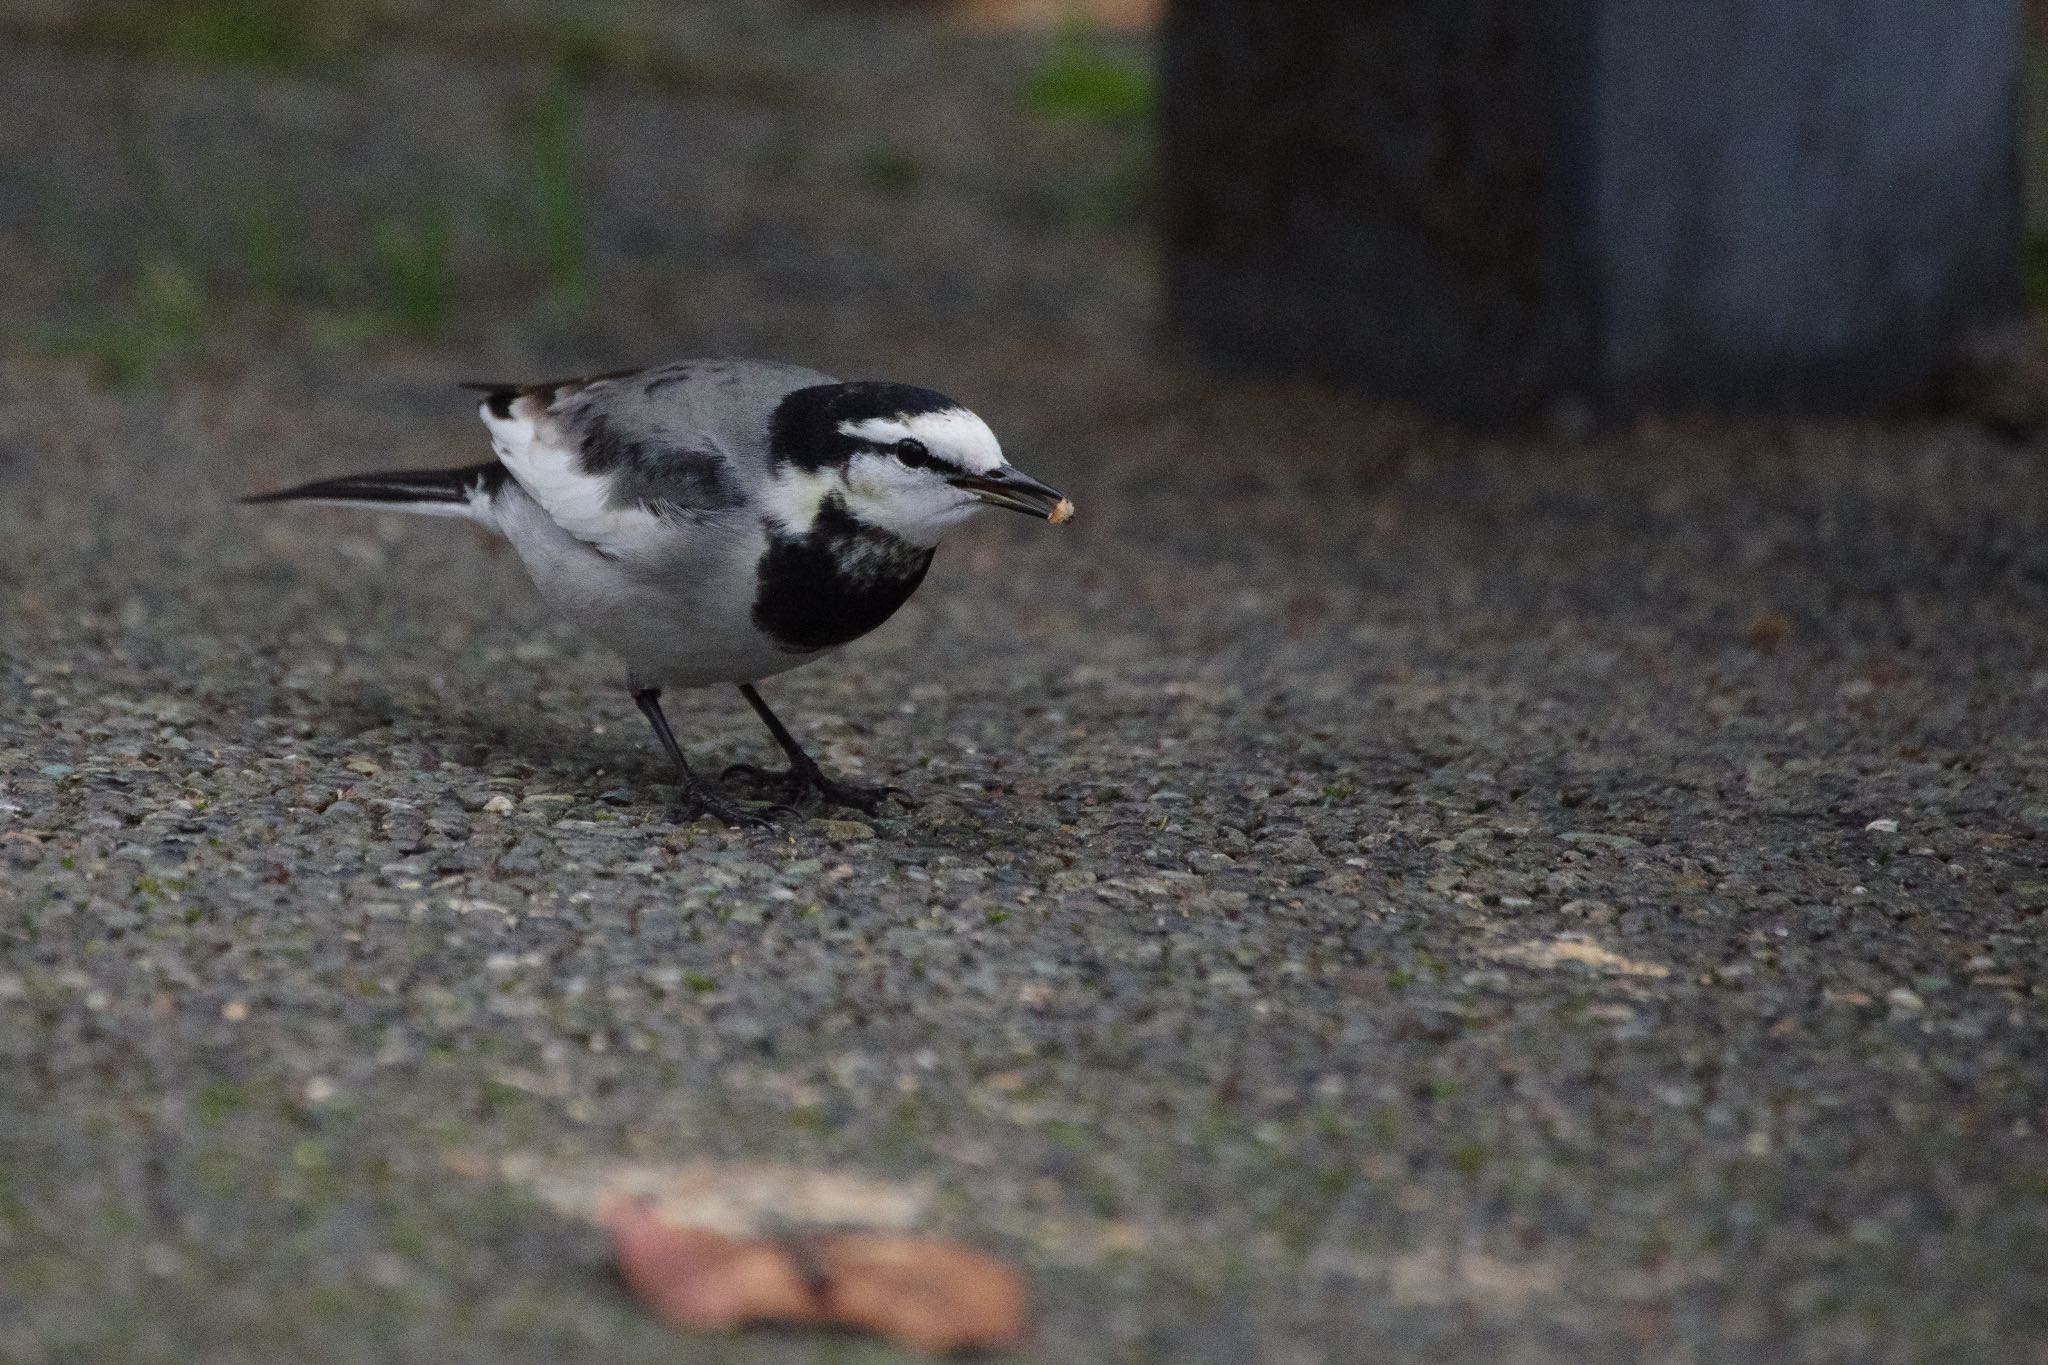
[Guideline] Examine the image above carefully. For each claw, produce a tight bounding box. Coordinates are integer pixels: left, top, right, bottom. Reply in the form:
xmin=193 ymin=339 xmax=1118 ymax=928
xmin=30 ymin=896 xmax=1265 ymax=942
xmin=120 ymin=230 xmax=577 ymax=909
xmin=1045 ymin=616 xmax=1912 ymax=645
xmin=675 ymin=782 xmax=782 ymax=831
xmin=721 ymin=762 xmax=799 ymax=790
xmin=717 ymin=761 xmax=904 ymax=815
xmin=807 ymin=777 xmax=902 ymax=816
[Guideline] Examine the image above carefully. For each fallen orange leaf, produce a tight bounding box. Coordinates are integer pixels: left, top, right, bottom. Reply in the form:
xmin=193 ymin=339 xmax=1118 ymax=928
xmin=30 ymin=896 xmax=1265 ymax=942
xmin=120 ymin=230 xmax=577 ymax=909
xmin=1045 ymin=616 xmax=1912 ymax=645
xmin=809 ymin=1231 xmax=1031 ymax=1355
xmin=608 ymin=1207 xmax=815 ymax=1331
xmin=604 ymin=1200 xmax=1030 ymax=1356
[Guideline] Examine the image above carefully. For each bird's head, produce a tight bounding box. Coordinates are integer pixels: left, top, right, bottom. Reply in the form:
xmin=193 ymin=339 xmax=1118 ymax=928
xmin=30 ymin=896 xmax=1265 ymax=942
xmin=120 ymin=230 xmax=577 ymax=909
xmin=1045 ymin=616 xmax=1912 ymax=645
xmin=765 ymin=382 xmax=1072 ymax=546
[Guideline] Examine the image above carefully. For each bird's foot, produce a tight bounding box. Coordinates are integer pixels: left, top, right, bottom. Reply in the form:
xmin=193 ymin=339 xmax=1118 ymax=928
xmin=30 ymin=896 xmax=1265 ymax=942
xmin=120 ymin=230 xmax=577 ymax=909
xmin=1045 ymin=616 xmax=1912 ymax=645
xmin=720 ymin=762 xmax=906 ymax=816
xmin=806 ymin=773 xmax=906 ymax=816
xmin=675 ymin=779 xmax=786 ymax=831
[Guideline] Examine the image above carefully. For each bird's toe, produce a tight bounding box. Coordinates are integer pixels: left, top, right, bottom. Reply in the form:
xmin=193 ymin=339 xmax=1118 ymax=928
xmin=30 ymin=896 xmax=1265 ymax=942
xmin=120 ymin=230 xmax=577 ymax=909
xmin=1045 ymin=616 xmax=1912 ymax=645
xmin=712 ymin=762 xmax=907 ymax=817
xmin=676 ymin=784 xmax=783 ymax=831
xmin=811 ymin=777 xmax=908 ymax=815
xmin=719 ymin=762 xmax=802 ymax=795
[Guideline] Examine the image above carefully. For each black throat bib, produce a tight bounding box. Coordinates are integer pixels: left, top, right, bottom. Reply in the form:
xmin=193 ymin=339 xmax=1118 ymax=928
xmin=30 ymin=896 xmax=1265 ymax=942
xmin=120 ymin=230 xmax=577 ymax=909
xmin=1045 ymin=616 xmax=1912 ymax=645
xmin=752 ymin=498 xmax=935 ymax=652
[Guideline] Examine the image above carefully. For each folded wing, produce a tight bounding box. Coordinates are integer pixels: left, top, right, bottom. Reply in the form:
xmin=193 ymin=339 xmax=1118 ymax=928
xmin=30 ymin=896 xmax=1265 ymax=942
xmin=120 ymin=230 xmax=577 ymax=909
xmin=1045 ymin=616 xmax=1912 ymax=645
xmin=467 ymin=372 xmax=750 ymax=562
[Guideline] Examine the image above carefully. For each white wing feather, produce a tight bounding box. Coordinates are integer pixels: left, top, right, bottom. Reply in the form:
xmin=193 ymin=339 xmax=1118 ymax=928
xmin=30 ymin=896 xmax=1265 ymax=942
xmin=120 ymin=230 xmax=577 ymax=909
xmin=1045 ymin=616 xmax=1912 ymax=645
xmin=480 ymin=393 xmax=671 ymax=560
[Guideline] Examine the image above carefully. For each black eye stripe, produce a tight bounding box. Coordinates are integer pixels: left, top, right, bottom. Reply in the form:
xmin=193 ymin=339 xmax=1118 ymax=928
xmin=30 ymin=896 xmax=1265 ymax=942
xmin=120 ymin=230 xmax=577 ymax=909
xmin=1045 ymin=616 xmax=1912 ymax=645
xmin=892 ymin=438 xmax=932 ymax=468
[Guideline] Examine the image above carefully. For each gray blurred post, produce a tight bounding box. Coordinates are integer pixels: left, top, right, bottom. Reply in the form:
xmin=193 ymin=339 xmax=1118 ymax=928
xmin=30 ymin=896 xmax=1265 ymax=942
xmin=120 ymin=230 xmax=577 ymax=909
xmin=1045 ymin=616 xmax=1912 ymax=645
xmin=1161 ymin=1 xmax=2025 ymax=424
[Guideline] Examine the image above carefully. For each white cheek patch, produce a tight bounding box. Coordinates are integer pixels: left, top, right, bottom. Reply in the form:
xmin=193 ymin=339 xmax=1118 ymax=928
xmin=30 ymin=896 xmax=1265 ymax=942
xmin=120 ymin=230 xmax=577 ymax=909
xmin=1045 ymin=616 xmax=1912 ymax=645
xmin=841 ymin=453 xmax=980 ymax=547
xmin=839 ymin=407 xmax=1005 ymax=475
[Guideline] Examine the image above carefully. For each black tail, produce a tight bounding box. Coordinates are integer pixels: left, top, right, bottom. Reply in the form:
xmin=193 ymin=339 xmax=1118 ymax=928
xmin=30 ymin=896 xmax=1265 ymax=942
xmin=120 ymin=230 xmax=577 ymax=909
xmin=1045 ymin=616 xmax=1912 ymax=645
xmin=242 ymin=462 xmax=507 ymax=512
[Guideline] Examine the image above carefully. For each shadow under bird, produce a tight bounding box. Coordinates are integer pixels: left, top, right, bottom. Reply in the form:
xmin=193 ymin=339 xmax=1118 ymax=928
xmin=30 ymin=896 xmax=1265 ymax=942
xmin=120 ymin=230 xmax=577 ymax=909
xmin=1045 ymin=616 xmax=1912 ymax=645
xmin=245 ymin=358 xmax=1074 ymax=828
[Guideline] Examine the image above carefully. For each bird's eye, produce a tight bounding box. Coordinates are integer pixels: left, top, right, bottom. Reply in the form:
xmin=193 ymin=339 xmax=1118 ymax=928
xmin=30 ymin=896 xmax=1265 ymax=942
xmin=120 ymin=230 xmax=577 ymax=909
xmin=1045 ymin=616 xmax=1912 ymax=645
xmin=892 ymin=438 xmax=932 ymax=469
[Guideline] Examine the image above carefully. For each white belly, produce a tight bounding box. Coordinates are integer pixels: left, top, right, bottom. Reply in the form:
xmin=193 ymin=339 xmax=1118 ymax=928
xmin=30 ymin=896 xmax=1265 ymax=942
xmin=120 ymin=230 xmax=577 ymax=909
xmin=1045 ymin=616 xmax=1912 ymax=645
xmin=493 ymin=484 xmax=820 ymax=689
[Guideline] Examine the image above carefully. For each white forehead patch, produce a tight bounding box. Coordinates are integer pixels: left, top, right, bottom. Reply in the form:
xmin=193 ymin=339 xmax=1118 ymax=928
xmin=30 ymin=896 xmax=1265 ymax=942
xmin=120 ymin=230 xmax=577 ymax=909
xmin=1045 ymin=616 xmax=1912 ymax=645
xmin=839 ymin=408 xmax=1005 ymax=474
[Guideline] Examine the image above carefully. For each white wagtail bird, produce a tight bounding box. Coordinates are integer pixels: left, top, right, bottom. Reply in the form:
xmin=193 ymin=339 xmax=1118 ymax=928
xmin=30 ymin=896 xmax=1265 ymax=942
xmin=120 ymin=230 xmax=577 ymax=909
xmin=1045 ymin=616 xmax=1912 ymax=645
xmin=246 ymin=358 xmax=1073 ymax=828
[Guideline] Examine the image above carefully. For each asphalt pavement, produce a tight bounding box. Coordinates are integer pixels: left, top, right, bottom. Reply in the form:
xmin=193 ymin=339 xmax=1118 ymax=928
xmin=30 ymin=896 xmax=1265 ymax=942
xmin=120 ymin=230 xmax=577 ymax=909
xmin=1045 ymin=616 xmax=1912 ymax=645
xmin=1 ymin=9 xmax=2045 ymax=1363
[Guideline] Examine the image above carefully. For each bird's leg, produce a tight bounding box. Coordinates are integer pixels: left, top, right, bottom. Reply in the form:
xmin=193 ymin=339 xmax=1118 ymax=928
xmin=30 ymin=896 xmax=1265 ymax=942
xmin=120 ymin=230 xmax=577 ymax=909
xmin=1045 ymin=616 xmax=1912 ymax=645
xmin=721 ymin=683 xmax=905 ymax=815
xmin=633 ymin=688 xmax=779 ymax=830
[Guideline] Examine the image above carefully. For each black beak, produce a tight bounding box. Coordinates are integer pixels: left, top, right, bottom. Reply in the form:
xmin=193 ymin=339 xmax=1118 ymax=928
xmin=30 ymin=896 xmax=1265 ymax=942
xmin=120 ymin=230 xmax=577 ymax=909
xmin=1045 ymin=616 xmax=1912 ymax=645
xmin=949 ymin=465 xmax=1075 ymax=523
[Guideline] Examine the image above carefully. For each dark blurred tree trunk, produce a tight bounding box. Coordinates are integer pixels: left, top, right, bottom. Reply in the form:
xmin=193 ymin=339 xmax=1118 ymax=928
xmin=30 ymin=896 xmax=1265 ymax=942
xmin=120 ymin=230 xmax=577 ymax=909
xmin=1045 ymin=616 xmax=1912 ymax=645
xmin=1161 ymin=0 xmax=2025 ymax=425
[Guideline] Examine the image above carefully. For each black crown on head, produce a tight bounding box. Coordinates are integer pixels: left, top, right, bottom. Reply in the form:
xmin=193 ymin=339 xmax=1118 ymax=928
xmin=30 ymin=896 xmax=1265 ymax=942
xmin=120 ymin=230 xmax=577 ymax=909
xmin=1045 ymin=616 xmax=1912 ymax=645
xmin=769 ymin=382 xmax=960 ymax=471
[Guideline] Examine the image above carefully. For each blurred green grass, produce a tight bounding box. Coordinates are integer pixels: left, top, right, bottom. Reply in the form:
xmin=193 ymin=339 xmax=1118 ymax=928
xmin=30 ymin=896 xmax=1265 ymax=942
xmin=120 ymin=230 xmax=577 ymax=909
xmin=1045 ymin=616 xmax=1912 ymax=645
xmin=63 ymin=0 xmax=358 ymax=72
xmin=1024 ymin=23 xmax=1152 ymax=128
xmin=1019 ymin=23 xmax=1154 ymax=228
xmin=371 ymin=209 xmax=457 ymax=342
xmin=3 ymin=0 xmax=1164 ymax=389
xmin=15 ymin=36 xmax=614 ymax=382
xmin=524 ymin=75 xmax=593 ymax=320
xmin=44 ymin=258 xmax=210 ymax=387
xmin=6 ymin=0 xmax=811 ymax=101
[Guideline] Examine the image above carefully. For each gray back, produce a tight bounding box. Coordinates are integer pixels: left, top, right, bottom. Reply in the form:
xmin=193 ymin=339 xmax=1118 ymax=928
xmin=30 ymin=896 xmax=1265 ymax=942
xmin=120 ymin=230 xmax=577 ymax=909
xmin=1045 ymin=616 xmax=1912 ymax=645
xmin=558 ymin=358 xmax=836 ymax=490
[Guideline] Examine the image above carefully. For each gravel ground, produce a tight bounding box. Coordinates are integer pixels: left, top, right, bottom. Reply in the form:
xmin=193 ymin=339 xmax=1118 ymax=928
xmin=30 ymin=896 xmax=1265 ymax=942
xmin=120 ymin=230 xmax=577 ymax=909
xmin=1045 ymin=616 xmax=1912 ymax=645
xmin=3 ymin=10 xmax=2048 ymax=1364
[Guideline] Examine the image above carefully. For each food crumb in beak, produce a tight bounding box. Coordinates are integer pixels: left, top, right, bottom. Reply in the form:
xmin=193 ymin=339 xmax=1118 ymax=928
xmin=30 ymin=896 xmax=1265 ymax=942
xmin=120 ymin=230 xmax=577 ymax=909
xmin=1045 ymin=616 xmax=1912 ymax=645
xmin=1049 ymin=499 xmax=1075 ymax=525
